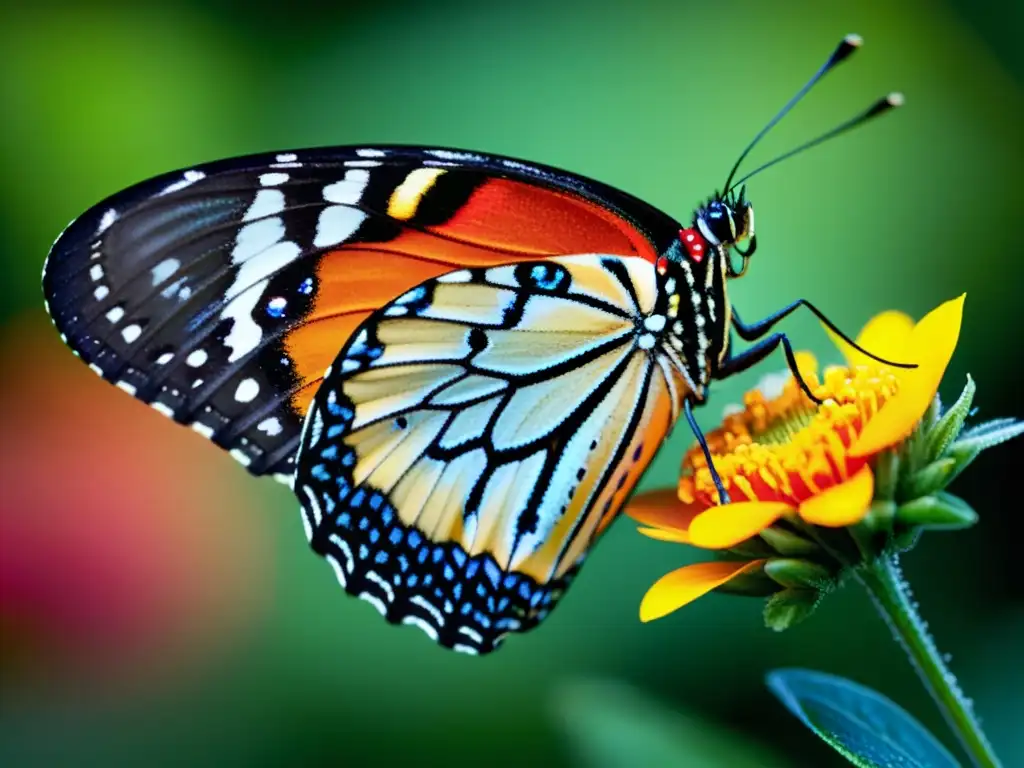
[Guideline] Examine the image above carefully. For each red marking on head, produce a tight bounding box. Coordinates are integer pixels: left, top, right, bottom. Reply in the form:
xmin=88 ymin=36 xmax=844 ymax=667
xmin=655 ymin=256 xmax=669 ymax=275
xmin=679 ymin=228 xmax=707 ymax=263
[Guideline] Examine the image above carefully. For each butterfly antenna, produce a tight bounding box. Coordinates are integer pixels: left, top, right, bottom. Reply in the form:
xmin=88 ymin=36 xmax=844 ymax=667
xmin=727 ymin=92 xmax=903 ymax=189
xmin=721 ymin=33 xmax=864 ymax=193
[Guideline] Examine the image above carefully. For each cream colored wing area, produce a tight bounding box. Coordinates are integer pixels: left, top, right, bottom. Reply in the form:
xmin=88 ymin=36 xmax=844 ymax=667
xmin=554 ymin=354 xmax=677 ymax=574
xmin=490 ymin=343 xmax=633 ymax=451
xmin=324 ymin=253 xmax=684 ymax=583
xmin=509 ymin=350 xmax=675 ymax=582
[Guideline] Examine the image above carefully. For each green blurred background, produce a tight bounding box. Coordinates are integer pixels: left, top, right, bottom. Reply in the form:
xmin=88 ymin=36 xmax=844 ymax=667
xmin=1 ymin=0 xmax=1021 ymax=765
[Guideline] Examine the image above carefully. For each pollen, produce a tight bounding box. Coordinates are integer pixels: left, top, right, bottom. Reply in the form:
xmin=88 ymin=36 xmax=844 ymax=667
xmin=681 ymin=364 xmax=902 ymax=507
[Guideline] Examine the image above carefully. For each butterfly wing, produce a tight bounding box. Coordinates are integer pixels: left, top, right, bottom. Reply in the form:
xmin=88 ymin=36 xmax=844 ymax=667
xmin=296 ymin=255 xmax=690 ymax=654
xmin=42 ymin=146 xmax=678 ymax=483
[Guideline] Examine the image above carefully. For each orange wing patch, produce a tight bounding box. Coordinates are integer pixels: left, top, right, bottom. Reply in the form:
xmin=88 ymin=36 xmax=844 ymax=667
xmin=428 ymin=178 xmax=659 ymax=260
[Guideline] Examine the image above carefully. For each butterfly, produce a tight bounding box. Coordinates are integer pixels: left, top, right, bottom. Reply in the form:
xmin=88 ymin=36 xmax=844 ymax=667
xmin=41 ymin=35 xmax=904 ymax=655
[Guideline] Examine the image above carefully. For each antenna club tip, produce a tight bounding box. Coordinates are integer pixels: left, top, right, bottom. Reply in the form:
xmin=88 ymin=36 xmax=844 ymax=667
xmin=887 ymin=92 xmax=905 ymax=107
xmin=844 ymin=33 xmax=864 ymax=47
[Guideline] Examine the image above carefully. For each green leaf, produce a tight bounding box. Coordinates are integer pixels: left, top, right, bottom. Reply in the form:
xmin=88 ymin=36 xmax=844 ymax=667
xmin=952 ymin=420 xmax=1024 ymax=453
xmin=763 ymin=589 xmax=820 ymax=631
xmin=552 ymin=679 xmax=788 ymax=768
xmin=764 ymin=559 xmax=834 ymax=589
xmin=861 ymin=500 xmax=897 ymax=532
xmin=766 ymin=668 xmax=960 ymax=768
xmin=896 ymin=492 xmax=978 ymax=530
xmin=902 ymin=458 xmax=956 ymax=500
xmin=945 ymin=443 xmax=982 ymax=485
xmin=925 ymin=375 xmax=975 ymax=463
xmin=872 ymin=450 xmax=901 ymax=502
xmin=759 ymin=526 xmax=820 ymax=556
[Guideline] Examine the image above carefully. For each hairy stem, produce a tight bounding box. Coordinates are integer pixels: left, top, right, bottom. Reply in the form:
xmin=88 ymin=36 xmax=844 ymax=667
xmin=855 ymin=556 xmax=1002 ymax=768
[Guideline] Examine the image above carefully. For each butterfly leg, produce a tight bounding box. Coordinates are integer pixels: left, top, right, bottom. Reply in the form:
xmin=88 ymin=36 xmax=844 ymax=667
xmin=730 ymin=301 xmax=913 ymax=369
xmin=715 ymin=317 xmax=823 ymax=404
xmin=684 ymin=397 xmax=731 ymax=505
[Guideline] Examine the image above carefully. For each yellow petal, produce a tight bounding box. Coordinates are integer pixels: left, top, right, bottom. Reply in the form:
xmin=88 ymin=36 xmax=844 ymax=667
xmin=637 ymin=526 xmax=691 ymax=544
xmin=798 ymin=465 xmax=874 ymax=527
xmin=687 ymin=501 xmax=793 ymax=549
xmin=625 ymin=488 xmax=703 ymax=534
xmin=829 ymin=310 xmax=916 ymax=369
xmin=851 ymin=294 xmax=965 ymax=457
xmin=639 ymin=560 xmax=766 ymax=622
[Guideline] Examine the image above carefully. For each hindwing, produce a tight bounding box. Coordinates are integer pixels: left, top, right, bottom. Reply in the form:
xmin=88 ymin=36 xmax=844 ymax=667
xmin=295 ymin=255 xmax=689 ymax=654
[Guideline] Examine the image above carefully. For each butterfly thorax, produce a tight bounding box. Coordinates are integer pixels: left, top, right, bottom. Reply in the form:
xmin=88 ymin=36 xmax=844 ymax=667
xmin=653 ymin=228 xmax=732 ymax=402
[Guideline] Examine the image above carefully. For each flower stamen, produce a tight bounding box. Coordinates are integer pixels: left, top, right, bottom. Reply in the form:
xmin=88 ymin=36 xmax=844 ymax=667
xmin=681 ymin=364 xmax=902 ymax=510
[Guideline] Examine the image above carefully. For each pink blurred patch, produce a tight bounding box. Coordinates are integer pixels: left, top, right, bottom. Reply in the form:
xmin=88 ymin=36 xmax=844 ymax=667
xmin=0 ymin=311 xmax=277 ymax=694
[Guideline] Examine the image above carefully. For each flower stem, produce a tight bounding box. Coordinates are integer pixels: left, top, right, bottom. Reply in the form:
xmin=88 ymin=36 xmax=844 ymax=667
xmin=855 ymin=555 xmax=1002 ymax=768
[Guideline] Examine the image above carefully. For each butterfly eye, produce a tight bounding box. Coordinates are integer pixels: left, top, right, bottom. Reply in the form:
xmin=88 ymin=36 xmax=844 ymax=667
xmin=701 ymin=201 xmax=737 ymax=245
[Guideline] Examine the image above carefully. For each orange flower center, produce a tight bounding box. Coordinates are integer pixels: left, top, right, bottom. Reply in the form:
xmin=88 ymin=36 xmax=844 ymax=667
xmin=681 ymin=365 xmax=901 ymax=507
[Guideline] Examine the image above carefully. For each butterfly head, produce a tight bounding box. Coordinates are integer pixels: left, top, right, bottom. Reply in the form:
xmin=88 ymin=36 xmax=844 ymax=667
xmin=692 ymin=188 xmax=756 ymax=278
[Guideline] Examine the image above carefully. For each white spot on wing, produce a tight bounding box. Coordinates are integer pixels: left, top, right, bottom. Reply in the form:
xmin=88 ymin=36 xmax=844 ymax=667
xmin=365 ymin=571 xmax=395 ymax=603
xmin=116 ymin=380 xmax=137 ymax=395
xmin=97 ymin=209 xmax=118 ymax=234
xmin=410 ymin=595 xmax=445 ymax=626
xmin=428 ymin=149 xmax=481 ymax=162
xmin=235 ymin=378 xmax=260 ymax=403
xmin=160 ymin=169 xmax=206 ymax=195
xmin=257 ymin=416 xmax=283 ymax=436
xmin=307 ymin=408 xmax=324 ymax=447
xmin=329 ymin=534 xmax=354 ymax=571
xmin=221 ymin=220 xmax=300 ymax=361
xmin=243 ymin=189 xmax=285 ymax=222
xmin=93 ymin=286 xmax=109 ymax=300
xmin=121 ymin=324 xmax=142 ymax=343
xmin=323 ymin=169 xmax=370 ymax=205
xmin=301 ymin=484 xmax=323 ymax=526
xmin=276 ymin=153 xmax=298 ymax=162
xmin=356 ymin=148 xmax=386 ymax=158
xmin=230 ymin=448 xmax=252 ymax=467
xmin=151 ymin=258 xmax=180 ymax=286
xmin=325 ymin=553 xmax=347 ymax=586
xmin=313 ymin=206 xmax=365 ymax=248
xmin=151 ymin=402 xmax=175 ymax=417
xmin=458 ymin=626 xmax=484 ymax=644
xmin=259 ymin=172 xmax=289 ymax=186
xmin=359 ymin=592 xmax=388 ymax=617
xmin=90 ymin=265 xmax=104 ymax=281
xmin=437 ymin=269 xmax=471 ymax=283
xmin=191 ymin=422 xmax=215 ymax=438
xmin=186 ymin=349 xmax=208 ymax=368
xmin=156 ymin=352 xmax=174 ymax=365
xmin=402 ymin=615 xmax=439 ymax=641
xmin=644 ymin=315 xmax=666 ymax=332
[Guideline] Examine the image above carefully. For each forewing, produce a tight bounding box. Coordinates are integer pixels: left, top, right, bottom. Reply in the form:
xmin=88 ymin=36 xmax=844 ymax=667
xmin=42 ymin=147 xmax=677 ymax=481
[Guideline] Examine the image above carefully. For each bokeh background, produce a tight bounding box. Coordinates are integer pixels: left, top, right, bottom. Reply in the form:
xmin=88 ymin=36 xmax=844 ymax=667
xmin=2 ymin=0 xmax=1021 ymax=765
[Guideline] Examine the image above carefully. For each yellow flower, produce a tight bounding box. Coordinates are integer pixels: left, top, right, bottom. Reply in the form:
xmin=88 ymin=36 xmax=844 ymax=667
xmin=629 ymin=295 xmax=965 ymax=623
